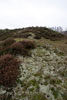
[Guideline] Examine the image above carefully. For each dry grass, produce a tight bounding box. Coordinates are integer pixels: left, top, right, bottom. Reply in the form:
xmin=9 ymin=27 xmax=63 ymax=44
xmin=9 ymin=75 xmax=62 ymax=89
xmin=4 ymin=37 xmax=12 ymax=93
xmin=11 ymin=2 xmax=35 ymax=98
xmin=36 ymin=38 xmax=67 ymax=55
xmin=15 ymin=37 xmax=67 ymax=55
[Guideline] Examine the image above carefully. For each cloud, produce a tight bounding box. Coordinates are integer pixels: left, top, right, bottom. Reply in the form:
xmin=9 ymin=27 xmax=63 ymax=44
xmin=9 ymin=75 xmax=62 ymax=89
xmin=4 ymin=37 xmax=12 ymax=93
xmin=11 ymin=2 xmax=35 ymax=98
xmin=0 ymin=0 xmax=67 ymax=29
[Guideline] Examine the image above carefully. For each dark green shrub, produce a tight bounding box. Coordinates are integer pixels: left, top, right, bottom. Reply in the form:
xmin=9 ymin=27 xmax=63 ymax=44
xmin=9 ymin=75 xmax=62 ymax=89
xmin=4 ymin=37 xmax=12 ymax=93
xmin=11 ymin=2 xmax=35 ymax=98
xmin=0 ymin=54 xmax=20 ymax=87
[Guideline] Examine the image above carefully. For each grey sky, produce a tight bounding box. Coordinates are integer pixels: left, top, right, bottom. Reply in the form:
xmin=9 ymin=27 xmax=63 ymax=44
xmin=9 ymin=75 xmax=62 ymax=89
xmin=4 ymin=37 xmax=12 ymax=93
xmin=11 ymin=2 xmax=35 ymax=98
xmin=0 ymin=0 xmax=67 ymax=29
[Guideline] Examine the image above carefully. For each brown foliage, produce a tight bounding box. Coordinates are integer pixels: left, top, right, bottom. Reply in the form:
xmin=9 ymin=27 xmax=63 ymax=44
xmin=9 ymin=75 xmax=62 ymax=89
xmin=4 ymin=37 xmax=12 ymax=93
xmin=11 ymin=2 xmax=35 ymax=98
xmin=0 ymin=38 xmax=36 ymax=56
xmin=2 ymin=38 xmax=15 ymax=47
xmin=9 ymin=42 xmax=30 ymax=56
xmin=0 ymin=38 xmax=15 ymax=56
xmin=0 ymin=54 xmax=20 ymax=87
xmin=20 ymin=40 xmax=36 ymax=49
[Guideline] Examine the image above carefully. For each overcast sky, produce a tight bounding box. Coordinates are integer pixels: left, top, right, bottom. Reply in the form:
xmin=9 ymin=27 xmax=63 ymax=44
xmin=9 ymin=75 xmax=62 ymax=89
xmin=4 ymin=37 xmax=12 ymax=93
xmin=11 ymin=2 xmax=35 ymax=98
xmin=0 ymin=0 xmax=67 ymax=30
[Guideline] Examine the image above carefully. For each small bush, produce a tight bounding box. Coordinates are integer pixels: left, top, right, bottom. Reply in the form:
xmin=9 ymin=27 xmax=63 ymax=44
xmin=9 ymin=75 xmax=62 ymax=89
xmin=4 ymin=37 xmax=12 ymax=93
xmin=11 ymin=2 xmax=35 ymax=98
xmin=20 ymin=40 xmax=36 ymax=49
xmin=0 ymin=38 xmax=15 ymax=56
xmin=34 ymin=34 xmax=41 ymax=39
xmin=0 ymin=39 xmax=35 ymax=56
xmin=0 ymin=46 xmax=6 ymax=56
xmin=0 ymin=54 xmax=20 ymax=87
xmin=0 ymin=45 xmax=11 ymax=56
xmin=2 ymin=38 xmax=15 ymax=47
xmin=0 ymin=41 xmax=31 ymax=56
xmin=9 ymin=42 xmax=30 ymax=56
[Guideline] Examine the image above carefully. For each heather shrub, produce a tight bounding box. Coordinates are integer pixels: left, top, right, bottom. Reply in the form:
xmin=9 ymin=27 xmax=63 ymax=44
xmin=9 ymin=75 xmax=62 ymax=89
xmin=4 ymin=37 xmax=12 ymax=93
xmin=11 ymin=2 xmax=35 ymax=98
xmin=0 ymin=54 xmax=20 ymax=87
xmin=0 ymin=41 xmax=31 ymax=56
xmin=2 ymin=38 xmax=15 ymax=47
xmin=0 ymin=39 xmax=35 ymax=56
xmin=34 ymin=35 xmax=41 ymax=39
xmin=0 ymin=46 xmax=6 ymax=55
xmin=0 ymin=45 xmax=11 ymax=56
xmin=0 ymin=38 xmax=15 ymax=55
xmin=20 ymin=40 xmax=36 ymax=49
xmin=8 ymin=42 xmax=30 ymax=56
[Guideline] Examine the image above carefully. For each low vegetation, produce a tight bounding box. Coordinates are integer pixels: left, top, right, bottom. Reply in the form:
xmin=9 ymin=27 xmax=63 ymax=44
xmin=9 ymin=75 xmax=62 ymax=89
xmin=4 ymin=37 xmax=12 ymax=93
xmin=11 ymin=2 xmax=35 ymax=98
xmin=20 ymin=40 xmax=36 ymax=49
xmin=9 ymin=42 xmax=30 ymax=56
xmin=0 ymin=27 xmax=66 ymax=41
xmin=0 ymin=27 xmax=67 ymax=100
xmin=0 ymin=38 xmax=36 ymax=56
xmin=0 ymin=54 xmax=20 ymax=87
xmin=2 ymin=38 xmax=15 ymax=47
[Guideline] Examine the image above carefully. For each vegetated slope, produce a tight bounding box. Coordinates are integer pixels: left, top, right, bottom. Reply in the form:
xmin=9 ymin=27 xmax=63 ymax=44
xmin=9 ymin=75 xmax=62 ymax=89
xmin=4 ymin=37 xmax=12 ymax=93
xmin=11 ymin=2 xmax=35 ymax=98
xmin=0 ymin=27 xmax=67 ymax=100
xmin=14 ymin=45 xmax=67 ymax=100
xmin=0 ymin=29 xmax=14 ymax=41
xmin=0 ymin=44 xmax=67 ymax=100
xmin=0 ymin=27 xmax=65 ymax=41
